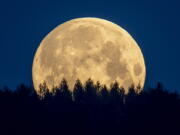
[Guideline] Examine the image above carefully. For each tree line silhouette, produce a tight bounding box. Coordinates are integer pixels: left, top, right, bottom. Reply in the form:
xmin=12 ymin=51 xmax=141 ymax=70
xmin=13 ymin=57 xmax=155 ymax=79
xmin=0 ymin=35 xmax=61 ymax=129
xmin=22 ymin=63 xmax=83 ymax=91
xmin=0 ymin=79 xmax=180 ymax=135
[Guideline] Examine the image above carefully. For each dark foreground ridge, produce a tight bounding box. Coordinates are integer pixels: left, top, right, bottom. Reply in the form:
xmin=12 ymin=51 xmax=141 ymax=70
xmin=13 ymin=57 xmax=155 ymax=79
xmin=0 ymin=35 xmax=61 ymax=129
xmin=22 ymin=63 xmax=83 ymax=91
xmin=0 ymin=79 xmax=180 ymax=135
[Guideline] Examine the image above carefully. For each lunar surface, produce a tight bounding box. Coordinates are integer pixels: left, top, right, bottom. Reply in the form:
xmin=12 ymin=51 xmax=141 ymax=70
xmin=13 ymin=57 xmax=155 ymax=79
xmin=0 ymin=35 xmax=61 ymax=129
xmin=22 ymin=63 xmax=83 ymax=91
xmin=32 ymin=17 xmax=146 ymax=93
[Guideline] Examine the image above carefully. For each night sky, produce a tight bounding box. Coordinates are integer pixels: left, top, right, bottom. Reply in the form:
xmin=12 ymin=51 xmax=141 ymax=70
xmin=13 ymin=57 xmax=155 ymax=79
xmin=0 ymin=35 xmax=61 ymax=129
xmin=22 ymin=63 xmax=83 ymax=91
xmin=0 ymin=0 xmax=179 ymax=92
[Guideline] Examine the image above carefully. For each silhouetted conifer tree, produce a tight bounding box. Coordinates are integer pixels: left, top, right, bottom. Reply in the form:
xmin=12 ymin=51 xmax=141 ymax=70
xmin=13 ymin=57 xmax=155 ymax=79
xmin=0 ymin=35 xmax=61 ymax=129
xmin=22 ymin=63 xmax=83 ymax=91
xmin=60 ymin=78 xmax=72 ymax=100
xmin=39 ymin=81 xmax=49 ymax=99
xmin=73 ymin=79 xmax=85 ymax=103
xmin=100 ymin=85 xmax=109 ymax=104
xmin=110 ymin=81 xmax=121 ymax=104
xmin=136 ymin=83 xmax=142 ymax=93
xmin=84 ymin=78 xmax=98 ymax=104
xmin=15 ymin=84 xmax=32 ymax=97
xmin=95 ymin=81 xmax=101 ymax=94
xmin=126 ymin=84 xmax=138 ymax=103
xmin=119 ymin=87 xmax=125 ymax=105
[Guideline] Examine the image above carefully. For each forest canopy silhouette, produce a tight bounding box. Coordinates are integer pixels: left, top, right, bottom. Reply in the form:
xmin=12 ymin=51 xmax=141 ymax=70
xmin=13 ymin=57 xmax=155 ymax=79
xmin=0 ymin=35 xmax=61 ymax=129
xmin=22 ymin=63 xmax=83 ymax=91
xmin=0 ymin=79 xmax=179 ymax=135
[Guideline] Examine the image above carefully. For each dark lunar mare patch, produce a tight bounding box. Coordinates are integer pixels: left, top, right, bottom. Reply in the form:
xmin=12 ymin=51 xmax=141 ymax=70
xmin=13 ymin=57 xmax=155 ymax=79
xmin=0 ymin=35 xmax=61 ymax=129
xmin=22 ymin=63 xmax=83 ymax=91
xmin=101 ymin=41 xmax=122 ymax=60
xmin=101 ymin=41 xmax=128 ymax=80
xmin=106 ymin=61 xmax=128 ymax=80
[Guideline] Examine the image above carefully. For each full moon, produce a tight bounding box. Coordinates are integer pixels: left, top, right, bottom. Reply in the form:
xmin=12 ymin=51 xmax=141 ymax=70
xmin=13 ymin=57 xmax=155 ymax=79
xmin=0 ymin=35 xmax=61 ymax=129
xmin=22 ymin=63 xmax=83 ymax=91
xmin=32 ymin=17 xmax=146 ymax=93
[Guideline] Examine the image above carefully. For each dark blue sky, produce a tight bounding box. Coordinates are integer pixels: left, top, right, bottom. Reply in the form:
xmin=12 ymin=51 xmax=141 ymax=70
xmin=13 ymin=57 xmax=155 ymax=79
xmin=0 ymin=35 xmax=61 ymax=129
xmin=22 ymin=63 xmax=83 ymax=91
xmin=0 ymin=0 xmax=179 ymax=92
